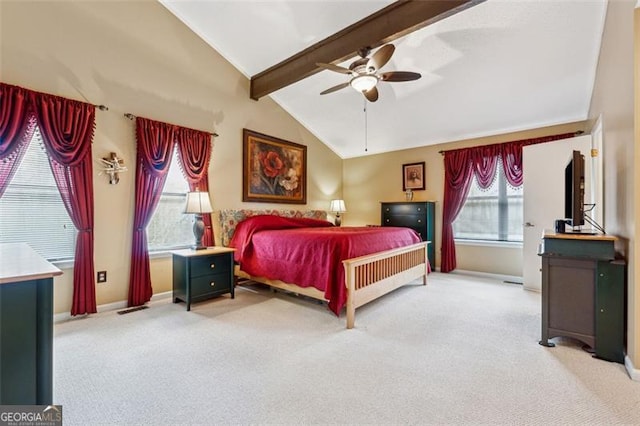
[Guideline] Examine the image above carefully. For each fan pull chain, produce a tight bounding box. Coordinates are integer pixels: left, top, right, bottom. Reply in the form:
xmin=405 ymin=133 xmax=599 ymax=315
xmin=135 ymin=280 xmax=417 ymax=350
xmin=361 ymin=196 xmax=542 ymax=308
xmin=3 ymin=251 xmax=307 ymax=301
xmin=364 ymin=99 xmax=368 ymax=152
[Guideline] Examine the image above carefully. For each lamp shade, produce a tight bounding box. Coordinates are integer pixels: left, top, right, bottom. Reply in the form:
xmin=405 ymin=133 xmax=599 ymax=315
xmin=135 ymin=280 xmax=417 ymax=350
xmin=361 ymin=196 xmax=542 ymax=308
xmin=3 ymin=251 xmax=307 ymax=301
xmin=329 ymin=199 xmax=347 ymax=213
xmin=184 ymin=191 xmax=213 ymax=214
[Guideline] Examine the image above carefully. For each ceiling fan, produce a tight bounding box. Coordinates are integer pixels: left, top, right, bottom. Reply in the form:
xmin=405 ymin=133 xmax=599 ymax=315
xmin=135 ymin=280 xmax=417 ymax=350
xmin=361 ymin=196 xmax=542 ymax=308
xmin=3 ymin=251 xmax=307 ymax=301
xmin=317 ymin=43 xmax=421 ymax=102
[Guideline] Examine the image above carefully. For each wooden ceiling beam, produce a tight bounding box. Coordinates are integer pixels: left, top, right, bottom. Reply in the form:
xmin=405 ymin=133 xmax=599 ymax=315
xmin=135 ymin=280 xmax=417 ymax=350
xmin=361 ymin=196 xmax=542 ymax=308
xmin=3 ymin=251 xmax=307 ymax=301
xmin=249 ymin=0 xmax=485 ymax=100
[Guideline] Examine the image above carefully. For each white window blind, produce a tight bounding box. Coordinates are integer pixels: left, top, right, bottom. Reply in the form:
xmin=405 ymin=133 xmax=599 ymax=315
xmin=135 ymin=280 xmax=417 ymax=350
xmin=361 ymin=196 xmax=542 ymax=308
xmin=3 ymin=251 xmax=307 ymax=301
xmin=0 ymin=128 xmax=77 ymax=261
xmin=453 ymin=163 xmax=523 ymax=242
xmin=146 ymin=147 xmax=194 ymax=251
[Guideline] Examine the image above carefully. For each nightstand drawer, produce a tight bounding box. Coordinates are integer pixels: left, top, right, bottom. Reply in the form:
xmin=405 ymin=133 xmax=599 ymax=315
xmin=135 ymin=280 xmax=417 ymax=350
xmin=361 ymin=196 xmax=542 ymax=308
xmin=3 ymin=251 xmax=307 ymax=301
xmin=191 ymin=272 xmax=232 ymax=297
xmin=190 ymin=254 xmax=231 ymax=277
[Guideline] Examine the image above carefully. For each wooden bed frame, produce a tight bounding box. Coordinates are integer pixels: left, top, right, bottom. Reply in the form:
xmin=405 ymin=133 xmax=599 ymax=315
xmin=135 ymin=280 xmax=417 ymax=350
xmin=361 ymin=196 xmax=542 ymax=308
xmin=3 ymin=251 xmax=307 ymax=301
xmin=219 ymin=209 xmax=429 ymax=329
xmin=235 ymin=241 xmax=429 ymax=329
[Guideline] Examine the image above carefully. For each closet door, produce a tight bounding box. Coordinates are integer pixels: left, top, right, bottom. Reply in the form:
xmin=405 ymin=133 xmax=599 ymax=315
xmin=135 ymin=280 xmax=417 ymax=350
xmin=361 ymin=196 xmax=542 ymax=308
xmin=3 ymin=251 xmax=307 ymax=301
xmin=522 ymin=135 xmax=592 ymax=291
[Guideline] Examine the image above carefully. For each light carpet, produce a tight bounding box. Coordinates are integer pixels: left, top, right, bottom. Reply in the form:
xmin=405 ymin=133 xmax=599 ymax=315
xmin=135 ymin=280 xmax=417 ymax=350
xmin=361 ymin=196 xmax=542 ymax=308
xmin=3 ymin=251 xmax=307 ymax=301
xmin=53 ymin=272 xmax=639 ymax=425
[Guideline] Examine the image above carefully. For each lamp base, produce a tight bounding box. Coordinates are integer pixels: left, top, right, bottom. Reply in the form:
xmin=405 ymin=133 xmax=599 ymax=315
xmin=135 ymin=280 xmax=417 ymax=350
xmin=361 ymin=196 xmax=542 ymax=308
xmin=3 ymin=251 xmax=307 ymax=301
xmin=335 ymin=214 xmax=342 ymax=227
xmin=192 ymin=215 xmax=207 ymax=250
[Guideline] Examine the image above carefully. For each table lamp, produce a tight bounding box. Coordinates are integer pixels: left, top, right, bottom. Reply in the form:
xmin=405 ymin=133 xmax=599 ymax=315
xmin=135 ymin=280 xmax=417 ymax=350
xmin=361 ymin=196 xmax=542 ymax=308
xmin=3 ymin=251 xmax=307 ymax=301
xmin=184 ymin=191 xmax=213 ymax=250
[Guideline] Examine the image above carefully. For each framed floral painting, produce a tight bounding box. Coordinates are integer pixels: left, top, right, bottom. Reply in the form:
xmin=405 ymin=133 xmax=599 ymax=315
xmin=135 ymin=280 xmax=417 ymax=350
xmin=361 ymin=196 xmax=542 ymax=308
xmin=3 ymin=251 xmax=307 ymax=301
xmin=242 ymin=129 xmax=307 ymax=204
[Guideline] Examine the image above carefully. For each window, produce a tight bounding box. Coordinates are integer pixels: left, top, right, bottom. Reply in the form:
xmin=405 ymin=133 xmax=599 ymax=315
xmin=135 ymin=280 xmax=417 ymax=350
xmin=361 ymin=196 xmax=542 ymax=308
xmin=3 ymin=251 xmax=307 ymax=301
xmin=0 ymin=128 xmax=77 ymax=261
xmin=453 ymin=163 xmax=523 ymax=242
xmin=146 ymin=147 xmax=194 ymax=251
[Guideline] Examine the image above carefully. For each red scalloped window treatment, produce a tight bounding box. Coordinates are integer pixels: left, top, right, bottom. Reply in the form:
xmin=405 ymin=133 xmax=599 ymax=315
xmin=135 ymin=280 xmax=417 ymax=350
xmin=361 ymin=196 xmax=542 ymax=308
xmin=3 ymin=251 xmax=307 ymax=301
xmin=440 ymin=133 xmax=577 ymax=273
xmin=0 ymin=82 xmax=97 ymax=315
xmin=128 ymin=117 xmax=213 ymax=307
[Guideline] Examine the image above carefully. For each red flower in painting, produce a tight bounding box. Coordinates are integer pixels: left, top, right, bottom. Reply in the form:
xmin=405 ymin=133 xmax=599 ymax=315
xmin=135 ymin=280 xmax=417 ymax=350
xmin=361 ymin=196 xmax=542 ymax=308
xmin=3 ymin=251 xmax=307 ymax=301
xmin=260 ymin=151 xmax=284 ymax=178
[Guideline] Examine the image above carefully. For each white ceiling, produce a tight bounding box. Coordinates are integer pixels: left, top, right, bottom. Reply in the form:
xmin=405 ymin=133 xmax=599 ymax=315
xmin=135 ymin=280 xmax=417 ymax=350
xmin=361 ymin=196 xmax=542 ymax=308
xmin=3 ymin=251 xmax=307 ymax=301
xmin=160 ymin=0 xmax=607 ymax=159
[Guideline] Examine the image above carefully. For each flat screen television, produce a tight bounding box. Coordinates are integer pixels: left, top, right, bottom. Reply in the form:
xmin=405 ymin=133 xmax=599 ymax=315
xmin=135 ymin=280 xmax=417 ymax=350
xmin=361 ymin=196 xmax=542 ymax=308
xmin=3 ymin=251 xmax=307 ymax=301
xmin=564 ymin=150 xmax=585 ymax=227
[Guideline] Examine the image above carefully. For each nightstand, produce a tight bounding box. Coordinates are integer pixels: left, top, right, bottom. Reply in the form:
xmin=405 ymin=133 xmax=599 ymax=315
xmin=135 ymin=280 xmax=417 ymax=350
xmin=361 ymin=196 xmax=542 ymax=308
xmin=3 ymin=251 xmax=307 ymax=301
xmin=172 ymin=247 xmax=235 ymax=311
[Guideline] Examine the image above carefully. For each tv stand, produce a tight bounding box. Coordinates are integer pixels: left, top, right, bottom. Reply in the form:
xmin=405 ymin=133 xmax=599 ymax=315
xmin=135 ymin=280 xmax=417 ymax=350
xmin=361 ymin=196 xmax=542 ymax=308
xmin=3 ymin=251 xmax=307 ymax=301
xmin=539 ymin=232 xmax=625 ymax=363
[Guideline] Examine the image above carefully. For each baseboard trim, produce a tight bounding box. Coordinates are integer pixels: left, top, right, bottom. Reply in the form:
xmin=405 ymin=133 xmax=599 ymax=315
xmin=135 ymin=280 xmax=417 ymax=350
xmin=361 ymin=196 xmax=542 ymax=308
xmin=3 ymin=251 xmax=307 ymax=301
xmin=450 ymin=269 xmax=523 ymax=285
xmin=54 ymin=291 xmax=172 ymax=323
xmin=625 ymin=355 xmax=640 ymax=381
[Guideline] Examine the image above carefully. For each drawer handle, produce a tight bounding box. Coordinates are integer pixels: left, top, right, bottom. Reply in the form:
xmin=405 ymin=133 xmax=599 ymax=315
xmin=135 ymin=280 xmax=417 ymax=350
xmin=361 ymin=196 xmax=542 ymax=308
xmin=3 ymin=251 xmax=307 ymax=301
xmin=417 ymin=219 xmax=422 ymax=223
xmin=210 ymin=282 xmax=215 ymax=287
xmin=210 ymin=264 xmax=215 ymax=269
xmin=385 ymin=219 xmax=390 ymax=223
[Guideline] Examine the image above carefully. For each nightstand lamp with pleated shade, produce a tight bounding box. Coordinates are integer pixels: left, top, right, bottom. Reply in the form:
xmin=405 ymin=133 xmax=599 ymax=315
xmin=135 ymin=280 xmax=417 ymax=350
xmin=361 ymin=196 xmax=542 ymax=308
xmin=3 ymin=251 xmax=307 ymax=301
xmin=330 ymin=199 xmax=347 ymax=226
xmin=184 ymin=191 xmax=213 ymax=250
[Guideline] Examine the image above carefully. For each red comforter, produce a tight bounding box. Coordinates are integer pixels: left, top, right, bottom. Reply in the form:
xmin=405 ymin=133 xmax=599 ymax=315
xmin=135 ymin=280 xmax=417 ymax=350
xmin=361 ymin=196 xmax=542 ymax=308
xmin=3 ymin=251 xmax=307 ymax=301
xmin=229 ymin=215 xmax=421 ymax=315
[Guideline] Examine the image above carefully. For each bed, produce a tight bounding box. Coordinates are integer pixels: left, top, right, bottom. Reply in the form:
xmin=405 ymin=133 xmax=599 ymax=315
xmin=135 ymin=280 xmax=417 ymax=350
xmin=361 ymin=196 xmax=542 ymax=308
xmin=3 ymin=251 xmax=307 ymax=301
xmin=219 ymin=209 xmax=429 ymax=328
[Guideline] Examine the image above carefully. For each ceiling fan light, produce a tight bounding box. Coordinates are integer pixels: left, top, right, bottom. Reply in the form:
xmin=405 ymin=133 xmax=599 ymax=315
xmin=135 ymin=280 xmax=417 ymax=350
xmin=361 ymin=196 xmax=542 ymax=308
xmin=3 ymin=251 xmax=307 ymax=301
xmin=350 ymin=75 xmax=378 ymax=92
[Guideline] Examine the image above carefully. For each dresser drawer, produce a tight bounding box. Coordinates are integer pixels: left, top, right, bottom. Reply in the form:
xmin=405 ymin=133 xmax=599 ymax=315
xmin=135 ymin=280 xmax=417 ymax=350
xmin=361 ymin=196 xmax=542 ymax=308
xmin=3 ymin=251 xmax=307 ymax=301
xmin=190 ymin=272 xmax=232 ymax=298
xmin=190 ymin=253 xmax=231 ymax=277
xmin=382 ymin=202 xmax=427 ymax=215
xmin=382 ymin=214 xmax=425 ymax=229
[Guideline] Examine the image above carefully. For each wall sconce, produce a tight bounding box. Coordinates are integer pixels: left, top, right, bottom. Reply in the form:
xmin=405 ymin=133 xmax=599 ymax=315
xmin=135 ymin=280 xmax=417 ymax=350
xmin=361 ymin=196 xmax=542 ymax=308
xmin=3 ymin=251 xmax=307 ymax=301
xmin=330 ymin=199 xmax=347 ymax=226
xmin=184 ymin=191 xmax=213 ymax=250
xmin=99 ymin=152 xmax=127 ymax=184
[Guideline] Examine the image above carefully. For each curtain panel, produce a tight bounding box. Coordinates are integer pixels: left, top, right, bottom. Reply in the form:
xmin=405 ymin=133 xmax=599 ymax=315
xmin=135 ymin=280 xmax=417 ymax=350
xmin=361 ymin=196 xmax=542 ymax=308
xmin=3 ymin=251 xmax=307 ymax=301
xmin=128 ymin=117 xmax=176 ymax=307
xmin=32 ymin=92 xmax=97 ymax=315
xmin=440 ymin=132 xmax=577 ymax=273
xmin=0 ymin=82 xmax=97 ymax=315
xmin=176 ymin=128 xmax=214 ymax=246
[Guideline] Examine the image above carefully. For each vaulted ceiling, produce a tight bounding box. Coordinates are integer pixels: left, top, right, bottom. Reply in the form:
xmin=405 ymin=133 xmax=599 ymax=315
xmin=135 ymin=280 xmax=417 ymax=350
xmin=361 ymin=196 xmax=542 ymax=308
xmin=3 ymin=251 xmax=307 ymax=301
xmin=160 ymin=0 xmax=607 ymax=159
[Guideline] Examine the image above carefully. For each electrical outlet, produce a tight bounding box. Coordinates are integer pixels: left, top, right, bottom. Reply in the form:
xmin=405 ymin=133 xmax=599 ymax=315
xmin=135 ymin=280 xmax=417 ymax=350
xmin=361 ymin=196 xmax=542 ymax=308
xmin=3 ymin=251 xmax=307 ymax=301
xmin=97 ymin=271 xmax=107 ymax=283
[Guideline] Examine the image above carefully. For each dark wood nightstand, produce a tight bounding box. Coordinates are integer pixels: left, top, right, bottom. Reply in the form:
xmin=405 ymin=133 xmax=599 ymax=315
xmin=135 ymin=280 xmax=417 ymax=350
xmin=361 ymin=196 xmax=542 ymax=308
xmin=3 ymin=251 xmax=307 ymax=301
xmin=172 ymin=247 xmax=235 ymax=311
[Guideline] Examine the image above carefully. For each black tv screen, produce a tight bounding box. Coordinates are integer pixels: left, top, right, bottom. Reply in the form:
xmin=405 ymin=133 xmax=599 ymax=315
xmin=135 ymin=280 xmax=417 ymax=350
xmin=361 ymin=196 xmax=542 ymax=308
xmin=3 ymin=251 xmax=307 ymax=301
xmin=564 ymin=150 xmax=585 ymax=227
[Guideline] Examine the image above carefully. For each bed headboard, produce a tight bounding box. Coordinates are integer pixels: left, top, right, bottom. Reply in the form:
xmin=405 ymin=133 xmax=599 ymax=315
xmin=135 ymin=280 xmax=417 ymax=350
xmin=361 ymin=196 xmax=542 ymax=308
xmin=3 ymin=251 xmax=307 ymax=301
xmin=218 ymin=209 xmax=328 ymax=247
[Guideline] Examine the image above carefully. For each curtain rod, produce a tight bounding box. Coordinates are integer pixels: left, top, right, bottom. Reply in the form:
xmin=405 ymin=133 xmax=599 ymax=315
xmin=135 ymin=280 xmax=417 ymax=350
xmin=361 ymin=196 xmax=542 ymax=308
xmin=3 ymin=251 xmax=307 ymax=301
xmin=123 ymin=113 xmax=219 ymax=137
xmin=438 ymin=130 xmax=584 ymax=155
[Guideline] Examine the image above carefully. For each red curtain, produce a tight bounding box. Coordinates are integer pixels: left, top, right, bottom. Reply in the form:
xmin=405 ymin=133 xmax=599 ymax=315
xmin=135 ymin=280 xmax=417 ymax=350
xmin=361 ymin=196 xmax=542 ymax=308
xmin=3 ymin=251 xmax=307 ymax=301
xmin=0 ymin=83 xmax=37 ymax=197
xmin=176 ymin=127 xmax=214 ymax=246
xmin=441 ymin=149 xmax=474 ymax=272
xmin=32 ymin=92 xmax=97 ymax=315
xmin=128 ymin=117 xmax=176 ymax=307
xmin=440 ymin=132 xmax=578 ymax=272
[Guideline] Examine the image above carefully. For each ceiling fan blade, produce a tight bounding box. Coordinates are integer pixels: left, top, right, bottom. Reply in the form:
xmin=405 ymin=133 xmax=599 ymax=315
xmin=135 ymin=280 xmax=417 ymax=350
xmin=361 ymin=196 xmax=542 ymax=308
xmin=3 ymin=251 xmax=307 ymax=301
xmin=320 ymin=82 xmax=350 ymax=95
xmin=368 ymin=44 xmax=395 ymax=71
xmin=363 ymin=86 xmax=379 ymax=102
xmin=380 ymin=71 xmax=422 ymax=82
xmin=316 ymin=62 xmax=353 ymax=75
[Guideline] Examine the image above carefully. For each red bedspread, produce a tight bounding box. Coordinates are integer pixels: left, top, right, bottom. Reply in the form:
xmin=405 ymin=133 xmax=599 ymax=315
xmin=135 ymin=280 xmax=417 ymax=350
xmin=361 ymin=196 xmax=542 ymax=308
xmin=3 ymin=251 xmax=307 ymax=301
xmin=229 ymin=215 xmax=421 ymax=315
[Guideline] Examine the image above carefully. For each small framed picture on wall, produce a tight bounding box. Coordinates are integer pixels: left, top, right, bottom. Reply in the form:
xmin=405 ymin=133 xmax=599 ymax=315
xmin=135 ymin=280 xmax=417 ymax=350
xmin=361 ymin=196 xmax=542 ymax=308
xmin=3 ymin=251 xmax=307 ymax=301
xmin=402 ymin=161 xmax=425 ymax=191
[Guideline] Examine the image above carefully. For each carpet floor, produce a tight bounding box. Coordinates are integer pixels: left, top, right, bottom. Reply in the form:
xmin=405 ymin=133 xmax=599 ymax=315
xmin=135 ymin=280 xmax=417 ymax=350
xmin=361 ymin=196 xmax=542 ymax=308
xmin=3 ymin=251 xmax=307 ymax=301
xmin=53 ymin=272 xmax=639 ymax=425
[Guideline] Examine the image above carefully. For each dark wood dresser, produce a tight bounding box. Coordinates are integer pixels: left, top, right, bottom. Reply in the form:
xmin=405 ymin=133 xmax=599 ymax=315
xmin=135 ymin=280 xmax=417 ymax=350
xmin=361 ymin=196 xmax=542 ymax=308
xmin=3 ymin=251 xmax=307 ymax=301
xmin=381 ymin=201 xmax=435 ymax=268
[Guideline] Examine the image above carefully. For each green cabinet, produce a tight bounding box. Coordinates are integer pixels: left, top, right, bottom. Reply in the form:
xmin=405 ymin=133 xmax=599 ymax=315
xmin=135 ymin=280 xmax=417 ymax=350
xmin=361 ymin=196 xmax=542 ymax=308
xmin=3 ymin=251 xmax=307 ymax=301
xmin=0 ymin=243 xmax=61 ymax=405
xmin=172 ymin=247 xmax=235 ymax=311
xmin=381 ymin=201 xmax=435 ymax=268
xmin=539 ymin=233 xmax=625 ymax=363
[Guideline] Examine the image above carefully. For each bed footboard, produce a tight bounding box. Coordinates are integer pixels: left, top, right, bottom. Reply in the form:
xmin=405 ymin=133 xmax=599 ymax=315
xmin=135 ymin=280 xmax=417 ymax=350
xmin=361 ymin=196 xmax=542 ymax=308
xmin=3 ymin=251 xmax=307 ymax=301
xmin=342 ymin=242 xmax=428 ymax=329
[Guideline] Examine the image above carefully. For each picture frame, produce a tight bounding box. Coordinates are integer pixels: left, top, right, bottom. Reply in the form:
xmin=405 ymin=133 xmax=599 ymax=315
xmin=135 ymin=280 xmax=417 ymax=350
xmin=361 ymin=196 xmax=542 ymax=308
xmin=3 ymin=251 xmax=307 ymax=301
xmin=402 ymin=161 xmax=425 ymax=191
xmin=242 ymin=129 xmax=307 ymax=204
